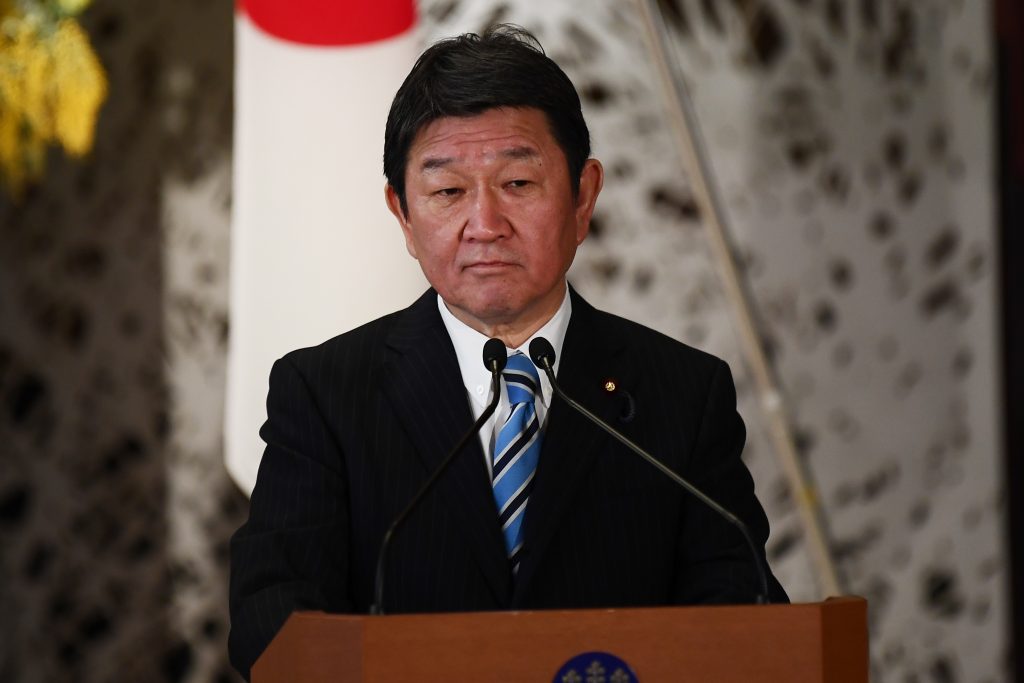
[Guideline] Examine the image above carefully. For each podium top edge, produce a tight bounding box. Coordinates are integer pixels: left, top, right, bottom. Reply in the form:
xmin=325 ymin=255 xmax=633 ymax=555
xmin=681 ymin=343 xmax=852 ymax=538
xmin=287 ymin=596 xmax=867 ymax=623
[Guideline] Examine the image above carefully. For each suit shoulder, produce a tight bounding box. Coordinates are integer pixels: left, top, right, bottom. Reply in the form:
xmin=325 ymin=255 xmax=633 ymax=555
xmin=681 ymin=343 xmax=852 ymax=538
xmin=591 ymin=306 xmax=725 ymax=374
xmin=275 ymin=288 xmax=439 ymax=378
xmin=277 ymin=307 xmax=405 ymax=374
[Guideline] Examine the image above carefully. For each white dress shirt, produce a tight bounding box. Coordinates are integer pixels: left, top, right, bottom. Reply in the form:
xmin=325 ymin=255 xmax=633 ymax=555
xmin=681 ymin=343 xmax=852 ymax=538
xmin=437 ymin=287 xmax=571 ymax=476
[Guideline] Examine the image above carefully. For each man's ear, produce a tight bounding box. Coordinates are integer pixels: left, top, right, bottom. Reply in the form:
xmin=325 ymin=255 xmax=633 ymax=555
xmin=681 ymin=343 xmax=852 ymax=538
xmin=574 ymin=158 xmax=604 ymax=244
xmin=385 ymin=183 xmax=418 ymax=259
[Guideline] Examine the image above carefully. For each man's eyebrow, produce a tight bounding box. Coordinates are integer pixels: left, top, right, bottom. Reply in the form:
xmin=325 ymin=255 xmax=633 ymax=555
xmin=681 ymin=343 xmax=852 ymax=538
xmin=501 ymin=145 xmax=539 ymax=161
xmin=419 ymin=146 xmax=540 ymax=172
xmin=421 ymin=156 xmax=455 ymax=172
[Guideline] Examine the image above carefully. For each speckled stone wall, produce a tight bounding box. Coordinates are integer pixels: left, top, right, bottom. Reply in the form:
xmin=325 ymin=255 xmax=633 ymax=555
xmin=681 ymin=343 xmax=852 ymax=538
xmin=0 ymin=2 xmax=244 ymax=682
xmin=0 ymin=1 xmax=1005 ymax=682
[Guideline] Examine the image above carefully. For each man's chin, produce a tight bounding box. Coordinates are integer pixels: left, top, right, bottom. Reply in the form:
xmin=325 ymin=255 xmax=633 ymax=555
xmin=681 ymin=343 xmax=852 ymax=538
xmin=443 ymin=293 xmax=524 ymax=329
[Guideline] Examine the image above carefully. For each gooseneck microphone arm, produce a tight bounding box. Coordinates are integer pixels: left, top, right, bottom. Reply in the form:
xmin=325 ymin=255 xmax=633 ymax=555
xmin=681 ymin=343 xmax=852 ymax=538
xmin=371 ymin=339 xmax=508 ymax=615
xmin=528 ymin=337 xmax=770 ymax=604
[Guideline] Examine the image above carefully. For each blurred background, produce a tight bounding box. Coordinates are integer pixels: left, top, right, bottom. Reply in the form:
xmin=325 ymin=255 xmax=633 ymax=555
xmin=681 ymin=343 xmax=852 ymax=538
xmin=0 ymin=0 xmax=1020 ymax=681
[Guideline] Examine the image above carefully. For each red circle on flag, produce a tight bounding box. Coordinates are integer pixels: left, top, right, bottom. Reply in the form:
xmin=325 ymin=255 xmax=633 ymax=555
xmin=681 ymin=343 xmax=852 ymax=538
xmin=239 ymin=0 xmax=416 ymax=46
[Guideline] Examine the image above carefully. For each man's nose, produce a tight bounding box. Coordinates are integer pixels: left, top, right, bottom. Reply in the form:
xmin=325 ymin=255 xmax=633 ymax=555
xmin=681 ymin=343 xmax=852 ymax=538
xmin=463 ymin=188 xmax=511 ymax=240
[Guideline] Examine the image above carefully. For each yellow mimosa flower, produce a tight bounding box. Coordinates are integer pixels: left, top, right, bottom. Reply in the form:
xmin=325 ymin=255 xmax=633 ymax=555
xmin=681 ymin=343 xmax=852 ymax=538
xmin=56 ymin=0 xmax=91 ymax=15
xmin=0 ymin=1 xmax=106 ymax=197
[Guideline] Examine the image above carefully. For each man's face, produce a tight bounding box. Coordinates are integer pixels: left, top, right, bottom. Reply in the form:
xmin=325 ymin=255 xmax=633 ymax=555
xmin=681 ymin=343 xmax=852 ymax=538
xmin=386 ymin=107 xmax=603 ymax=337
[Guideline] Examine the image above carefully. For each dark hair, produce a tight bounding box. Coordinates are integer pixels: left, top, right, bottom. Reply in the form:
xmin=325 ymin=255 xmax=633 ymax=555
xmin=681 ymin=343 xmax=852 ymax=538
xmin=383 ymin=24 xmax=591 ymax=214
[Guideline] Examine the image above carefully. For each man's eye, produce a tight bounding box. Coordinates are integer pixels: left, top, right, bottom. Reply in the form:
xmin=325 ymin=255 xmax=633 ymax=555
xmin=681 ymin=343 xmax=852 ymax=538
xmin=507 ymin=179 xmax=530 ymax=189
xmin=435 ymin=188 xmax=461 ymax=197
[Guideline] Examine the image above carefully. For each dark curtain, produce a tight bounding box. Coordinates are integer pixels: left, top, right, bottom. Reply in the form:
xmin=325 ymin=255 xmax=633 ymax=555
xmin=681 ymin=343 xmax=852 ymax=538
xmin=996 ymin=0 xmax=1023 ymax=680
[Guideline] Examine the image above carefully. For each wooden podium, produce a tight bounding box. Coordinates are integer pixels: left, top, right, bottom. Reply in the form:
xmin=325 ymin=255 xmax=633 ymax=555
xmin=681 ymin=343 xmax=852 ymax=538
xmin=253 ymin=597 xmax=866 ymax=682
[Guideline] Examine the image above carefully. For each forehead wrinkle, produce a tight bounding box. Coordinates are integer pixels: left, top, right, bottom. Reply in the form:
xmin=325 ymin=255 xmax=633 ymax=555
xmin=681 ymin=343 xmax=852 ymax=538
xmin=419 ymin=145 xmax=541 ymax=174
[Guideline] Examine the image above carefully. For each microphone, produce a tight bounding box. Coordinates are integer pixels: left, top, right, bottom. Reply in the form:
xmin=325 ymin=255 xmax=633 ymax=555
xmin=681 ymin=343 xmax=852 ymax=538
xmin=528 ymin=337 xmax=770 ymax=604
xmin=371 ymin=338 xmax=507 ymax=614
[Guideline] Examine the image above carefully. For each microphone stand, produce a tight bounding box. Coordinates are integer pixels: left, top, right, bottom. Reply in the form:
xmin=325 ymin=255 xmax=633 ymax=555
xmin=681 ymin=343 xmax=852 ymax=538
xmin=531 ymin=342 xmax=770 ymax=604
xmin=371 ymin=346 xmax=505 ymax=615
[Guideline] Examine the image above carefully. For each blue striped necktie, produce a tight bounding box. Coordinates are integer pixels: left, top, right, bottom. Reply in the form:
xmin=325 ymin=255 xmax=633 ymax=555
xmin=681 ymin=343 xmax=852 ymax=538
xmin=492 ymin=352 xmax=543 ymax=573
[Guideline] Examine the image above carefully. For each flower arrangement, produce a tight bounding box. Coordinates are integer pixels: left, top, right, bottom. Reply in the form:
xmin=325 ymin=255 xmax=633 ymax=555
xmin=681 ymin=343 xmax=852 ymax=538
xmin=0 ymin=0 xmax=107 ymax=198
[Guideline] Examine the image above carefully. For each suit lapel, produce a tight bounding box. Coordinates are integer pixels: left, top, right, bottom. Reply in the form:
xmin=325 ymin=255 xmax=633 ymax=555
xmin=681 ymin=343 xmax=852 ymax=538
xmin=381 ymin=290 xmax=512 ymax=604
xmin=512 ymin=289 xmax=631 ymax=602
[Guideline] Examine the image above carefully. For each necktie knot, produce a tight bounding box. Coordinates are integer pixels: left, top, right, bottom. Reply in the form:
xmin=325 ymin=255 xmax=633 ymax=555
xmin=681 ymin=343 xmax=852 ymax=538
xmin=502 ymin=353 xmax=540 ymax=405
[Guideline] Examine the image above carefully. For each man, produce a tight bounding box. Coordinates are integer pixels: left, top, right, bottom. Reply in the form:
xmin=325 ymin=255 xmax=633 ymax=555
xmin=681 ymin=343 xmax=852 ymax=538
xmin=229 ymin=25 xmax=787 ymax=680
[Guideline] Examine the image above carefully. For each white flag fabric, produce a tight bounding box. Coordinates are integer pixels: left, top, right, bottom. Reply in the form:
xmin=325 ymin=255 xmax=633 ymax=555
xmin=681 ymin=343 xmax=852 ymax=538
xmin=227 ymin=0 xmax=426 ymax=494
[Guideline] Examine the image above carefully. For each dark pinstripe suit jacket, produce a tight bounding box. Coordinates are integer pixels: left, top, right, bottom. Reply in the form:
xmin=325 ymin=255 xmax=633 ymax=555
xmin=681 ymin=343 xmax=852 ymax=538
xmin=228 ymin=288 xmax=787 ymax=679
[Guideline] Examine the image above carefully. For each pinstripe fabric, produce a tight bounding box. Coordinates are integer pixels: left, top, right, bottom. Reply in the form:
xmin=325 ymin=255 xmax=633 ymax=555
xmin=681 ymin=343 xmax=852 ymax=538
xmin=228 ymin=288 xmax=788 ymax=681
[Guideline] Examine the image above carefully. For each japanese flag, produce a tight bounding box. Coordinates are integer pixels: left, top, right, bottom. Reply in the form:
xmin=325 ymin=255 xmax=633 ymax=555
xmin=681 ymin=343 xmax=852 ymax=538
xmin=227 ymin=0 xmax=426 ymax=494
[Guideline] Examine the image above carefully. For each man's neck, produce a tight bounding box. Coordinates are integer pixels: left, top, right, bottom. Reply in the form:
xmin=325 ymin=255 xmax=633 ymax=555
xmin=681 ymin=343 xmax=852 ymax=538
xmin=443 ymin=284 xmax=568 ymax=348
xmin=437 ymin=288 xmax=572 ymax=416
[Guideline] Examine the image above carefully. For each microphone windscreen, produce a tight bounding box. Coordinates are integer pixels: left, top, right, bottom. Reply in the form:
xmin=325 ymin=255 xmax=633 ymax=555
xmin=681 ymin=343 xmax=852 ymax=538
xmin=483 ymin=338 xmax=508 ymax=373
xmin=529 ymin=337 xmax=556 ymax=370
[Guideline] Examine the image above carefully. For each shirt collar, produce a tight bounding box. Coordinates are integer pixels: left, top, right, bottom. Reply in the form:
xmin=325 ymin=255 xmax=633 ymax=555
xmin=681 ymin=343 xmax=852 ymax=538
xmin=438 ymin=286 xmax=571 ymax=409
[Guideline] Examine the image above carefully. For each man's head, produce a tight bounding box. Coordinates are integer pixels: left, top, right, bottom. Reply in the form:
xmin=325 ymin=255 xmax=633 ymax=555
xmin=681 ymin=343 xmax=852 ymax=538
xmin=384 ymin=25 xmax=591 ymax=215
xmin=383 ymin=26 xmax=603 ymax=345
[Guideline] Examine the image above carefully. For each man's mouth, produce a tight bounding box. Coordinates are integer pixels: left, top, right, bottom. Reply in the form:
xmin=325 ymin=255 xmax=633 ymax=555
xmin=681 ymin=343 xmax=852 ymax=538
xmin=464 ymin=260 xmax=515 ymax=271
